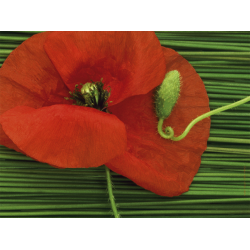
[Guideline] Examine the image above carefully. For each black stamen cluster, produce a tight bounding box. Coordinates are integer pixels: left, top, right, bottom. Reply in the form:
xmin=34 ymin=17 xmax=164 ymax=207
xmin=65 ymin=80 xmax=111 ymax=112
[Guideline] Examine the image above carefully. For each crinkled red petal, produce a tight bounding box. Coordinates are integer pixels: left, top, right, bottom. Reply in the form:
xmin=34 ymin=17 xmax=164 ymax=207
xmin=0 ymin=32 xmax=70 ymax=150
xmin=0 ymin=105 xmax=127 ymax=168
xmin=106 ymin=47 xmax=211 ymax=196
xmin=44 ymin=31 xmax=166 ymax=106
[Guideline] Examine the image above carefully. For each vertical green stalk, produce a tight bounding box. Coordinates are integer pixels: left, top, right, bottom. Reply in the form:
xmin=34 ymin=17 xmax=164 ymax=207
xmin=105 ymin=166 xmax=119 ymax=218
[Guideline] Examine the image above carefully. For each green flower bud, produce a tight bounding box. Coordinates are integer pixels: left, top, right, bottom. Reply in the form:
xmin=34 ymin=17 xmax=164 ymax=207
xmin=155 ymin=70 xmax=181 ymax=119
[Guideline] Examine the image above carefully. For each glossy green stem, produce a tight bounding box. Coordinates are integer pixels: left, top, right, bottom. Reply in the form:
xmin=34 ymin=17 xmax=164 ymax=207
xmin=158 ymin=96 xmax=250 ymax=141
xmin=105 ymin=166 xmax=119 ymax=218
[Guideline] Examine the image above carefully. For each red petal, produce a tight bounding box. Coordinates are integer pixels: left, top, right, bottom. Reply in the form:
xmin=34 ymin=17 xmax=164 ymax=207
xmin=44 ymin=31 xmax=166 ymax=106
xmin=106 ymin=47 xmax=211 ymax=196
xmin=0 ymin=105 xmax=127 ymax=168
xmin=0 ymin=126 xmax=23 ymax=153
xmin=0 ymin=32 xmax=70 ymax=149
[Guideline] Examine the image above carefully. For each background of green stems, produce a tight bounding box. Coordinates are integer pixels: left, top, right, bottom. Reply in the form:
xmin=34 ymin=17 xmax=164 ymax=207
xmin=0 ymin=31 xmax=249 ymax=218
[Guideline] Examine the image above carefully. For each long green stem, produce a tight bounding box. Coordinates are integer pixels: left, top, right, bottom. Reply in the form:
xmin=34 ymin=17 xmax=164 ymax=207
xmin=160 ymin=41 xmax=250 ymax=52
xmin=158 ymin=96 xmax=250 ymax=141
xmin=105 ymin=166 xmax=119 ymax=218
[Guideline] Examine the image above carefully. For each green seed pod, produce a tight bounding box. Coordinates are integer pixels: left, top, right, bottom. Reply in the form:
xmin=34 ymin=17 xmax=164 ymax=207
xmin=155 ymin=70 xmax=181 ymax=119
xmin=81 ymin=82 xmax=99 ymax=105
xmin=80 ymin=82 xmax=97 ymax=95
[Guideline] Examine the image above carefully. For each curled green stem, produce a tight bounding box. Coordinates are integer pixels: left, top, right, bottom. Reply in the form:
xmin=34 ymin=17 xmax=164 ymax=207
xmin=105 ymin=166 xmax=119 ymax=218
xmin=158 ymin=96 xmax=250 ymax=141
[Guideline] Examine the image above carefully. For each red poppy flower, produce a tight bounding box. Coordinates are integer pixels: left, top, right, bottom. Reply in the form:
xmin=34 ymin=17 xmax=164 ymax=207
xmin=0 ymin=31 xmax=210 ymax=197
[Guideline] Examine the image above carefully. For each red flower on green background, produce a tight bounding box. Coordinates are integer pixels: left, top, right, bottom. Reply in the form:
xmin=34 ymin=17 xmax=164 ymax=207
xmin=0 ymin=31 xmax=210 ymax=197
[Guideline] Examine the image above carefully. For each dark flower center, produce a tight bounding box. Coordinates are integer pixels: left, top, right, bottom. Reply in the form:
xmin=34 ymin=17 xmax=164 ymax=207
xmin=65 ymin=79 xmax=111 ymax=112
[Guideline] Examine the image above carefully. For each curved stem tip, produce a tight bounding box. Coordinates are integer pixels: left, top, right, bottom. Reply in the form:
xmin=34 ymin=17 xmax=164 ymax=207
xmin=158 ymin=96 xmax=250 ymax=141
